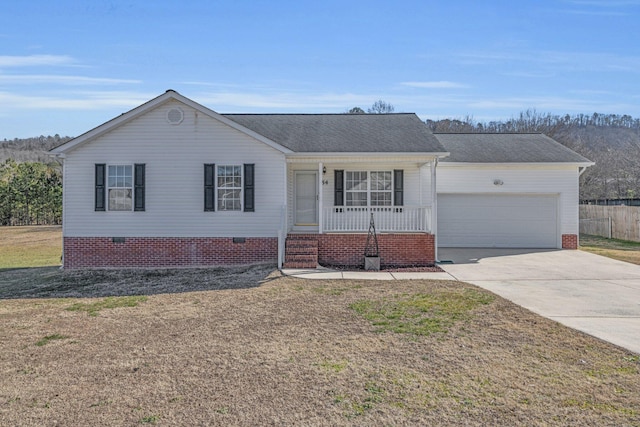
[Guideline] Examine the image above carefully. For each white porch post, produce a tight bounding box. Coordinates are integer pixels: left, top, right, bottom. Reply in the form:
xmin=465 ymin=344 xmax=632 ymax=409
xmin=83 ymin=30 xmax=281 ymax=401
xmin=278 ymin=160 xmax=288 ymax=269
xmin=318 ymin=162 xmax=324 ymax=234
xmin=430 ymin=159 xmax=438 ymax=262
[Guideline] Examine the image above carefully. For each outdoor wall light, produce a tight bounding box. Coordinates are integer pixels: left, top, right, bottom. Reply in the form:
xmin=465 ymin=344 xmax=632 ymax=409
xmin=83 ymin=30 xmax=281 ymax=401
xmin=322 ymin=166 xmax=327 ymax=174
xmin=493 ymin=179 xmax=504 ymax=186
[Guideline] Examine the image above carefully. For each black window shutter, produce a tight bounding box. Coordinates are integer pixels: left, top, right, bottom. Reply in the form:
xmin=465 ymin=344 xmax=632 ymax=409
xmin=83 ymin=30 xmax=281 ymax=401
xmin=204 ymin=164 xmax=215 ymax=211
xmin=95 ymin=164 xmax=106 ymax=211
xmin=244 ymin=164 xmax=255 ymax=212
xmin=393 ymin=169 xmax=404 ymax=206
xmin=334 ymin=170 xmax=344 ymax=206
xmin=134 ymin=164 xmax=145 ymax=211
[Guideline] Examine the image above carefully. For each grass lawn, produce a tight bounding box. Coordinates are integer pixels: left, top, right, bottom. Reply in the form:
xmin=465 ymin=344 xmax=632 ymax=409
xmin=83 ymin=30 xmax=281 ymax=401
xmin=0 ymin=225 xmax=62 ymax=270
xmin=580 ymin=234 xmax=640 ymax=266
xmin=0 ymin=228 xmax=639 ymax=425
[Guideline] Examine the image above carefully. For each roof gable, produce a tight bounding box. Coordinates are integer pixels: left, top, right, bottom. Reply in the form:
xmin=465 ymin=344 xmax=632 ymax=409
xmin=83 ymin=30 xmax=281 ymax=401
xmin=50 ymin=90 xmax=293 ymax=155
xmin=435 ymin=133 xmax=593 ymax=164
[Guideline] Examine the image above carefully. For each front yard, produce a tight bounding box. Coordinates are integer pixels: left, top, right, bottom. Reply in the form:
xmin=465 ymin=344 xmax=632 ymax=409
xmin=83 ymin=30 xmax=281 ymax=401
xmin=1 ymin=227 xmax=639 ymax=425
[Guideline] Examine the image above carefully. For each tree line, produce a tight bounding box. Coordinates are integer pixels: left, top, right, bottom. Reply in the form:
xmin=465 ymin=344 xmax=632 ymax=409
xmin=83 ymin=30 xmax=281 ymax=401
xmin=0 ymin=159 xmax=62 ymax=226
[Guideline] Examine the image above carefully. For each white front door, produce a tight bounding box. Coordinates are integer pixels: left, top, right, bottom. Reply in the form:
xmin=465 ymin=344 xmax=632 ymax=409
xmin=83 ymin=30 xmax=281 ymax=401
xmin=295 ymin=171 xmax=318 ymax=225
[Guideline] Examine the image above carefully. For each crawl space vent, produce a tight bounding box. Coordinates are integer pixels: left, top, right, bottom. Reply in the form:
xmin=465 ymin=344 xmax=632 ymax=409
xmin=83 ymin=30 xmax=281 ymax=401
xmin=166 ymin=108 xmax=184 ymax=125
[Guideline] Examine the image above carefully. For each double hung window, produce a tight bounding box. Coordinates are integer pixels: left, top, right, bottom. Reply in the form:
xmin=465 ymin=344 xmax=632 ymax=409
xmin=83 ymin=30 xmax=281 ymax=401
xmin=107 ymin=165 xmax=133 ymax=211
xmin=345 ymin=171 xmax=393 ymax=207
xmin=217 ymin=165 xmax=242 ymax=211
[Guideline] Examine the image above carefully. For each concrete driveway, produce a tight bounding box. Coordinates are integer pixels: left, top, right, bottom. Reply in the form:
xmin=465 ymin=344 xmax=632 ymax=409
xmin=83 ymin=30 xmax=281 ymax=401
xmin=439 ymin=248 xmax=640 ymax=355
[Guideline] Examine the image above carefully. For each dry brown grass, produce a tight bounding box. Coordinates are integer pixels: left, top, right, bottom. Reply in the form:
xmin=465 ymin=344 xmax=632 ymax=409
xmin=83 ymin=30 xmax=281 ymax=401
xmin=1 ymin=269 xmax=639 ymax=426
xmin=0 ymin=225 xmax=62 ymax=269
xmin=580 ymin=234 xmax=640 ymax=265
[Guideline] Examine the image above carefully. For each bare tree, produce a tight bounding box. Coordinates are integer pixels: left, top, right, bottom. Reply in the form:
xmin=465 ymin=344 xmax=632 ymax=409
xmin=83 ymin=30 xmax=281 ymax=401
xmin=367 ymin=100 xmax=395 ymax=114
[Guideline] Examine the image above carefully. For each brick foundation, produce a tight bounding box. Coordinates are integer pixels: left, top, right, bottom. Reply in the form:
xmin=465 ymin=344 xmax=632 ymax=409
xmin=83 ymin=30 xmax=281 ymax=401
xmin=290 ymin=233 xmax=436 ymax=268
xmin=63 ymin=237 xmax=277 ymax=269
xmin=562 ymin=234 xmax=578 ymax=250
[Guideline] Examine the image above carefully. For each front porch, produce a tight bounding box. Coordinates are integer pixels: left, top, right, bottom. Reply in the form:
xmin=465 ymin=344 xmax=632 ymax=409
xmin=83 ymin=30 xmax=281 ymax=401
xmin=280 ymin=159 xmax=439 ymax=269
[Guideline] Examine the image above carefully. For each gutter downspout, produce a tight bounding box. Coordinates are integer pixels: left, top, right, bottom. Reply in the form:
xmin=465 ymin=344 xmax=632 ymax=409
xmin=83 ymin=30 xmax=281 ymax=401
xmin=318 ymin=162 xmax=323 ymax=234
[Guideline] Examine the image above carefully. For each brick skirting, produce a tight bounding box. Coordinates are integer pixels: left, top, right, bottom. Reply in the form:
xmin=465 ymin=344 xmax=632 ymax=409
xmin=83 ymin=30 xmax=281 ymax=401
xmin=290 ymin=233 xmax=436 ymax=268
xmin=562 ymin=234 xmax=578 ymax=250
xmin=63 ymin=237 xmax=278 ymax=269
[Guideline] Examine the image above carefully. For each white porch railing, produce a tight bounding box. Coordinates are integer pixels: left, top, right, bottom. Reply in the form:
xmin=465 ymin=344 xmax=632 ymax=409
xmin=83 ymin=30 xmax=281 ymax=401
xmin=322 ymin=206 xmax=431 ymax=233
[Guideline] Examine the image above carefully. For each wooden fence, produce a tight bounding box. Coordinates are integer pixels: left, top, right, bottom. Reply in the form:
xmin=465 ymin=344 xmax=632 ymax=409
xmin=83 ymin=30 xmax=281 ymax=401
xmin=579 ymin=204 xmax=640 ymax=242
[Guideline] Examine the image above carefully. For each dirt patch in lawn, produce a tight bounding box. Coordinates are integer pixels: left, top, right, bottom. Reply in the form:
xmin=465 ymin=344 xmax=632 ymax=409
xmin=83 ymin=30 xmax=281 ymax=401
xmin=1 ymin=271 xmax=639 ymax=426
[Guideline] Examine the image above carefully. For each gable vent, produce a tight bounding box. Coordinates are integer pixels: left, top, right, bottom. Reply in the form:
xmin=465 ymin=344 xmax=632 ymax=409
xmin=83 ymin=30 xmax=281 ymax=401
xmin=166 ymin=108 xmax=184 ymax=125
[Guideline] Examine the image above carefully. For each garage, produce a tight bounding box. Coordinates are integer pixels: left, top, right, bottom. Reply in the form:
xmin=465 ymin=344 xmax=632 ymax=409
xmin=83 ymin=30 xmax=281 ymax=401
xmin=437 ymin=194 xmax=559 ymax=248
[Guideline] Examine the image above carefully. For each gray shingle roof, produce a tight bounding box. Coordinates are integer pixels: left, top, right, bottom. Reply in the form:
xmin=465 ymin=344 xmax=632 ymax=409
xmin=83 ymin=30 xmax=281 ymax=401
xmin=435 ymin=133 xmax=592 ymax=163
xmin=223 ymin=113 xmax=446 ymax=153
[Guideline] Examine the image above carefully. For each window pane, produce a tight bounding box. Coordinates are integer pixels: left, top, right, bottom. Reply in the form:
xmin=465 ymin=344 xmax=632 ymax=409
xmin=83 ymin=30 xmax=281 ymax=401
xmin=346 ymin=171 xmax=367 ymax=190
xmin=371 ymin=171 xmax=391 ymax=190
xmin=346 ymin=192 xmax=367 ymax=206
xmin=371 ymin=192 xmax=392 ymax=206
xmin=218 ymin=189 xmax=241 ymax=211
xmin=108 ymin=189 xmax=132 ymax=211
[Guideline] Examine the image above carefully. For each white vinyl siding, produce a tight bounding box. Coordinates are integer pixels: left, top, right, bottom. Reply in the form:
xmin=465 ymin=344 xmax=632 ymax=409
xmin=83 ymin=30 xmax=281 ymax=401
xmin=63 ymin=100 xmax=285 ymax=238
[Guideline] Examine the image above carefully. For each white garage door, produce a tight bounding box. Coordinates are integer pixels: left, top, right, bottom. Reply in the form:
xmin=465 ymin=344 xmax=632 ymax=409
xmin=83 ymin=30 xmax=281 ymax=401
xmin=437 ymin=194 xmax=558 ymax=248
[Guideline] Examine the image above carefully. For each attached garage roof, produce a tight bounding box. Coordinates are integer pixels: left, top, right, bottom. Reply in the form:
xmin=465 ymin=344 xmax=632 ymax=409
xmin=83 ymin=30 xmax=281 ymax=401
xmin=224 ymin=113 xmax=446 ymax=153
xmin=435 ymin=133 xmax=592 ymax=164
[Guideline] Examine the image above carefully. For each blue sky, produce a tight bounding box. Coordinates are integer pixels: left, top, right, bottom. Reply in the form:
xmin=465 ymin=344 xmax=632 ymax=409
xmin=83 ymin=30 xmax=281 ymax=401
xmin=1 ymin=0 xmax=639 ymax=139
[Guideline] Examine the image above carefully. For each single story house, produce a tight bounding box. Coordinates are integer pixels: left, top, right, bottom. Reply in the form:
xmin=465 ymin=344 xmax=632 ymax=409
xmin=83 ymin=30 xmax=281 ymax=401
xmin=49 ymin=90 xmax=593 ymax=269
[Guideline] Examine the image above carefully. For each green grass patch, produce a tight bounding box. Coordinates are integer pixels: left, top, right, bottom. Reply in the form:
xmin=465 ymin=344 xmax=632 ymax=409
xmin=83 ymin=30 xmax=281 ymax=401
xmin=66 ymin=296 xmax=148 ymax=316
xmin=35 ymin=333 xmax=68 ymax=346
xmin=350 ymin=288 xmax=494 ymax=336
xmin=316 ymin=359 xmax=349 ymax=373
xmin=580 ymin=234 xmax=640 ymax=265
xmin=140 ymin=414 xmax=160 ymax=424
xmin=0 ymin=226 xmax=62 ymax=269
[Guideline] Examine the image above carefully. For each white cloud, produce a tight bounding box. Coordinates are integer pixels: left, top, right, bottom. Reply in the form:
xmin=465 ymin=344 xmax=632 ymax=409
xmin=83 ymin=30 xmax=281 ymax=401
xmin=400 ymin=81 xmax=468 ymax=89
xmin=0 ymin=54 xmax=76 ymax=68
xmin=0 ymin=75 xmax=141 ymax=85
xmin=0 ymin=91 xmax=153 ymax=110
